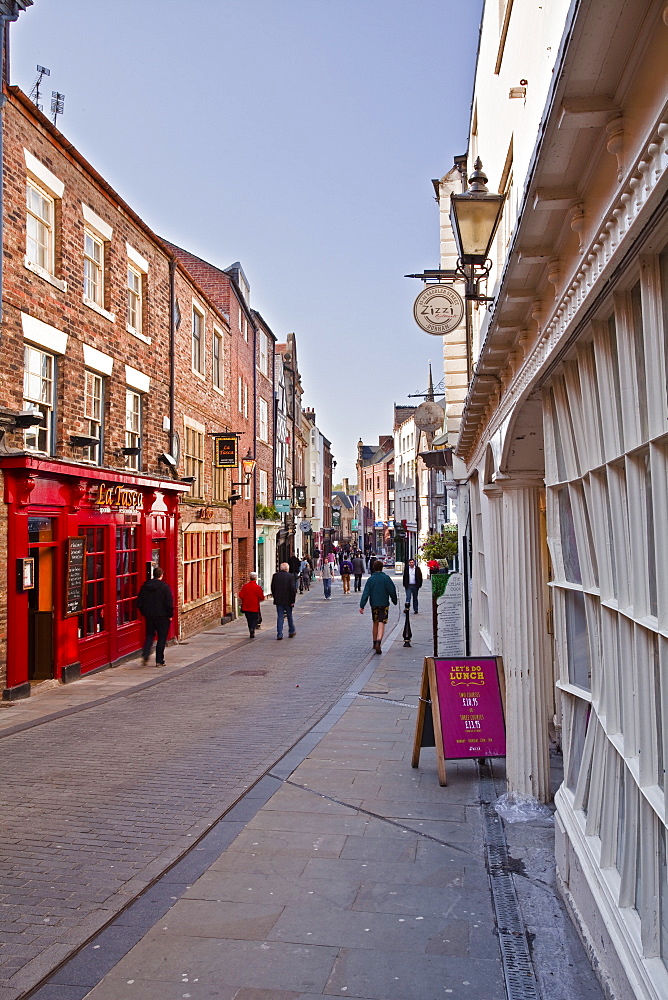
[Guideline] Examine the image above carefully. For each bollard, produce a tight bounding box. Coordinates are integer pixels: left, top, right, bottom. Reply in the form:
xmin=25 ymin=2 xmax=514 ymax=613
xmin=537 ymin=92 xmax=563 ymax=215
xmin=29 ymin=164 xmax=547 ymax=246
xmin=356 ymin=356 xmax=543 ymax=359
xmin=403 ymin=601 xmax=412 ymax=647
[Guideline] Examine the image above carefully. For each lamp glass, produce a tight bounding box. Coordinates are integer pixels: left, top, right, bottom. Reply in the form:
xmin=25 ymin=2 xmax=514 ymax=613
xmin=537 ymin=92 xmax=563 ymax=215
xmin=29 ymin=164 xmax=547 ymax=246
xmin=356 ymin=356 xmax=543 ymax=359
xmin=241 ymin=453 xmax=256 ymax=477
xmin=450 ymin=193 xmax=505 ymax=263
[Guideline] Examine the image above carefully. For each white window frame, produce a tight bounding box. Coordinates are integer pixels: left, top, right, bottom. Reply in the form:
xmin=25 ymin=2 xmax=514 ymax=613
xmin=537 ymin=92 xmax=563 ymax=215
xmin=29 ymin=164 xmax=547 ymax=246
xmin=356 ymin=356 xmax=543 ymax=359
xmin=23 ymin=345 xmax=54 ymax=454
xmin=126 ymin=263 xmax=143 ymax=336
xmin=26 ymin=179 xmax=54 ymax=276
xmin=238 ymin=375 xmax=243 ymax=413
xmin=83 ymin=228 xmax=104 ymax=307
xmin=259 ymin=468 xmax=268 ymax=506
xmin=212 ymin=327 xmax=224 ymax=393
xmin=192 ymin=303 xmax=205 ymax=376
xmin=82 ymin=370 xmax=104 ymax=465
xmin=125 ymin=390 xmax=141 ymax=470
xmin=259 ymin=397 xmax=268 ymax=442
xmin=258 ymin=330 xmax=268 ymax=376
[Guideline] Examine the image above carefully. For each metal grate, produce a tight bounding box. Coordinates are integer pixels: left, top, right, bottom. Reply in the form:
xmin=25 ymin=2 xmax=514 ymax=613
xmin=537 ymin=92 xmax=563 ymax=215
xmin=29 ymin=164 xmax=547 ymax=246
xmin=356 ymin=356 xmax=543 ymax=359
xmin=479 ymin=762 xmax=541 ymax=1000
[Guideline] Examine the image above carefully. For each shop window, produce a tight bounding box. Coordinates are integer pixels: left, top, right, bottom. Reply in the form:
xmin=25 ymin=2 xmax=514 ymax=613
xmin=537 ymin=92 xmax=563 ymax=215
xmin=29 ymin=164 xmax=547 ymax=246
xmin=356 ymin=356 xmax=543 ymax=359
xmin=116 ymin=526 xmax=139 ymax=625
xmin=660 ymin=826 xmax=668 ymax=969
xmin=183 ymin=530 xmax=221 ymax=604
xmin=78 ymin=527 xmax=106 ymax=638
xmin=192 ymin=304 xmax=205 ymax=375
xmin=125 ymin=390 xmax=141 ymax=470
xmin=566 ymin=696 xmax=590 ymax=793
xmin=23 ymin=345 xmax=54 ymax=454
xmin=184 ymin=423 xmax=204 ymax=498
xmin=83 ymin=370 xmax=103 ymax=465
xmin=126 ymin=264 xmax=143 ymax=335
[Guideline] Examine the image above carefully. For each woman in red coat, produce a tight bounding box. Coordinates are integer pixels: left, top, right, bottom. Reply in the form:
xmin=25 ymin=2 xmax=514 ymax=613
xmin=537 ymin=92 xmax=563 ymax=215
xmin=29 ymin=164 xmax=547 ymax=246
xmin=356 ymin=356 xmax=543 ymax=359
xmin=238 ymin=572 xmax=265 ymax=638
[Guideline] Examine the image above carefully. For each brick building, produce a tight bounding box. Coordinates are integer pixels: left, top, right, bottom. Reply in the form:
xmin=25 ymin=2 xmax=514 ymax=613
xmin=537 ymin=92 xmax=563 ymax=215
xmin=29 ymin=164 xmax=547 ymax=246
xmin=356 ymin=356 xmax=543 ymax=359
xmin=0 ymin=88 xmax=191 ymax=697
xmin=163 ymin=246 xmax=258 ymax=611
xmin=357 ymin=436 xmax=394 ymax=558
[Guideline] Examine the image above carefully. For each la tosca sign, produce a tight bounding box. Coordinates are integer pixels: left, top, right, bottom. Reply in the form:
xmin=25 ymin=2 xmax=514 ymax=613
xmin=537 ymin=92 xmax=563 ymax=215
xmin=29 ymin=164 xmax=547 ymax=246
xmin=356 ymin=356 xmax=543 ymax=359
xmin=91 ymin=483 xmax=143 ymax=511
xmin=413 ymin=284 xmax=464 ymax=335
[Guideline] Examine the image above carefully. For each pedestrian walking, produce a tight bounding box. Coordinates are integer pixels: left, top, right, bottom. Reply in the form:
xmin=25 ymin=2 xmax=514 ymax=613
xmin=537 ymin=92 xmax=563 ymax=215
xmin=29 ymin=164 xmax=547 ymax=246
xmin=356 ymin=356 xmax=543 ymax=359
xmin=359 ymin=559 xmax=397 ymax=654
xmin=137 ymin=566 xmax=174 ymax=666
xmin=288 ymin=552 xmax=301 ymax=590
xmin=402 ymin=557 xmax=423 ymax=614
xmin=270 ymin=561 xmax=297 ymax=639
xmin=341 ymin=556 xmax=353 ymax=594
xmin=238 ymin=571 xmax=265 ymax=638
xmin=321 ymin=558 xmax=334 ymax=599
xmin=352 ymin=552 xmax=365 ymax=592
xmin=299 ymin=557 xmax=311 ymax=592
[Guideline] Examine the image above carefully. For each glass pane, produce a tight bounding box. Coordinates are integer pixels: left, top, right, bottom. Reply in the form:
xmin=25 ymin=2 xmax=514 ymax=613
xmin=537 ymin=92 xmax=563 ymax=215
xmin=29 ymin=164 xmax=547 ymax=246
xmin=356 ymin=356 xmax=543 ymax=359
xmin=606 ymin=314 xmax=624 ymax=451
xmin=565 ymin=589 xmax=590 ymax=690
xmin=615 ymin=762 xmax=626 ymax=876
xmin=644 ymin=452 xmax=657 ymax=617
xmin=566 ymin=697 xmax=590 ymax=792
xmin=631 ymin=283 xmax=648 ymax=442
xmin=559 ymin=488 xmax=582 ymax=584
xmin=660 ymin=826 xmax=668 ymax=970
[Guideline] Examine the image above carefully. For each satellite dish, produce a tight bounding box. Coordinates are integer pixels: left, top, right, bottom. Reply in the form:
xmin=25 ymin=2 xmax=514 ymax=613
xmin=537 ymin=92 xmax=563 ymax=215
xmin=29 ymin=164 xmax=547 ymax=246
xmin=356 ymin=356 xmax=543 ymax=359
xmin=414 ymin=400 xmax=443 ymax=432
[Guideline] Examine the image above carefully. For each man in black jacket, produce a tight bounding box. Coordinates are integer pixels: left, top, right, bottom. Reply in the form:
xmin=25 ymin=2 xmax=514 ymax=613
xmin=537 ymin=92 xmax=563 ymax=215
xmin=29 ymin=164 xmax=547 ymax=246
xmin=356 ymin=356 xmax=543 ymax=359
xmin=137 ymin=567 xmax=174 ymax=666
xmin=402 ymin=558 xmax=423 ymax=614
xmin=271 ymin=561 xmax=297 ymax=640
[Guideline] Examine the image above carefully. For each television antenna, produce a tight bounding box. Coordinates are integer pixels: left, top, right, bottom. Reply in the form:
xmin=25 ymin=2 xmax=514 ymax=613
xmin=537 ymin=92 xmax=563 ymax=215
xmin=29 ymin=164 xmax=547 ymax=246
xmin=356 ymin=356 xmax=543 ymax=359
xmin=50 ymin=91 xmax=65 ymax=126
xmin=28 ymin=64 xmax=49 ymax=111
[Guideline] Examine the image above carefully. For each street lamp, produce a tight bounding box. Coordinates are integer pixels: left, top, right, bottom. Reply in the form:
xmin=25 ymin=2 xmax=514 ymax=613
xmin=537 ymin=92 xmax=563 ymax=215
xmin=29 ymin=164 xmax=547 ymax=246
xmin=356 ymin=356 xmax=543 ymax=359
xmin=229 ymin=449 xmax=256 ymax=505
xmin=449 ymin=158 xmax=505 ymax=302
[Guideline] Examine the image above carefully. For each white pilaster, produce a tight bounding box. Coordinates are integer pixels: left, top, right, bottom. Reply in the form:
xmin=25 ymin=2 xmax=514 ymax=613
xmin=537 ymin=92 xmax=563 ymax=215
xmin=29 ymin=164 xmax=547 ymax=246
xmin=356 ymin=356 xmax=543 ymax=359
xmin=499 ymin=478 xmax=551 ymax=802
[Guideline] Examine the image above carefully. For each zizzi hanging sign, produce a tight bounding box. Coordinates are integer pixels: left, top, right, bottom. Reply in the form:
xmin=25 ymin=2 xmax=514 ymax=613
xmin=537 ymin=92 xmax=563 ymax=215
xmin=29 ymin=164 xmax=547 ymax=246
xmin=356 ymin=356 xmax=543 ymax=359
xmin=413 ymin=284 xmax=464 ymax=335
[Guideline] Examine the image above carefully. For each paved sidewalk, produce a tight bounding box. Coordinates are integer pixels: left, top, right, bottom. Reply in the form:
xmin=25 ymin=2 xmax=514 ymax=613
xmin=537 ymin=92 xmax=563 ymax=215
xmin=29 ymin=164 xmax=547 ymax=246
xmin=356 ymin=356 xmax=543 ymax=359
xmin=32 ymin=600 xmax=606 ymax=1000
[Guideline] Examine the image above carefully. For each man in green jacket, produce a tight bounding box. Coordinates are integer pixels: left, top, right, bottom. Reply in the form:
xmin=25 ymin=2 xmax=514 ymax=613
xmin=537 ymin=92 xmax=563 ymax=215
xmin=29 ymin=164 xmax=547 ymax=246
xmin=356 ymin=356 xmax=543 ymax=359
xmin=359 ymin=559 xmax=398 ymax=654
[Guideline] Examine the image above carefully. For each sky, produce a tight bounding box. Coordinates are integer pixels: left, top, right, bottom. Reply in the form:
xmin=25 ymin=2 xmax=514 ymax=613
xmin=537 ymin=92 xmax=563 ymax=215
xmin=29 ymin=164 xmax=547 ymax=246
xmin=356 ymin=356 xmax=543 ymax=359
xmin=10 ymin=0 xmax=482 ymax=482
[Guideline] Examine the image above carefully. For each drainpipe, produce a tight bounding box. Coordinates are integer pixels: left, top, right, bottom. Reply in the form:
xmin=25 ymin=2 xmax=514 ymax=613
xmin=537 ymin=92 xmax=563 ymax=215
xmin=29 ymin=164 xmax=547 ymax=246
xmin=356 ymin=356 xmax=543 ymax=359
xmin=168 ymin=259 xmax=176 ymax=464
xmin=252 ymin=317 xmax=257 ymax=572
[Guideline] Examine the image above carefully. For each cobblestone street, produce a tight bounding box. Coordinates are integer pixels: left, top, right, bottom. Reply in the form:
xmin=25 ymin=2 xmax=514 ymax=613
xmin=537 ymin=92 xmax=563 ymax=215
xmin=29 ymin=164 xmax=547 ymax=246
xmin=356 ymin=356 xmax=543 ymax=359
xmin=0 ymin=582 xmax=385 ymax=1000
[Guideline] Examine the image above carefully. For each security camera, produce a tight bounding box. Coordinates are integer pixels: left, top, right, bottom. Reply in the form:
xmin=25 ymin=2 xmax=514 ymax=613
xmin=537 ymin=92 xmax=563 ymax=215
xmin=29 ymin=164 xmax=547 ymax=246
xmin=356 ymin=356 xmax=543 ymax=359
xmin=159 ymin=452 xmax=177 ymax=467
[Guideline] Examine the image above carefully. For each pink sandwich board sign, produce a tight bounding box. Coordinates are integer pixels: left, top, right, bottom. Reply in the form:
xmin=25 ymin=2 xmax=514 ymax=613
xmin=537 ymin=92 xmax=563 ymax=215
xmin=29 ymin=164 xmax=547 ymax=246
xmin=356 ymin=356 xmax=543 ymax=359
xmin=412 ymin=656 xmax=506 ymax=786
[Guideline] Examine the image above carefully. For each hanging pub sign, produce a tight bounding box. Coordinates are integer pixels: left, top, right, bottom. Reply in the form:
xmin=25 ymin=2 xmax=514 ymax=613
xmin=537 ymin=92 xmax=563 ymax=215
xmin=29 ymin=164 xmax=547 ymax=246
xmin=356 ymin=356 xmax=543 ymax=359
xmin=64 ymin=536 xmax=86 ymax=617
xmin=412 ymin=656 xmax=506 ymax=786
xmin=293 ymin=484 xmax=307 ymax=508
xmin=214 ymin=434 xmax=239 ymax=469
xmin=332 ymin=508 xmax=341 ymax=527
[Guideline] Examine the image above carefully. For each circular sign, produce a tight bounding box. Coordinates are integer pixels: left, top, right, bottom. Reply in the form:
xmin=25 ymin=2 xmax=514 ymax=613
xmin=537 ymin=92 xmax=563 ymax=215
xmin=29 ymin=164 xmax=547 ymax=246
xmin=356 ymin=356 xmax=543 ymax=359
xmin=414 ymin=400 xmax=443 ymax=432
xmin=299 ymin=520 xmax=312 ymax=532
xmin=413 ymin=284 xmax=464 ymax=335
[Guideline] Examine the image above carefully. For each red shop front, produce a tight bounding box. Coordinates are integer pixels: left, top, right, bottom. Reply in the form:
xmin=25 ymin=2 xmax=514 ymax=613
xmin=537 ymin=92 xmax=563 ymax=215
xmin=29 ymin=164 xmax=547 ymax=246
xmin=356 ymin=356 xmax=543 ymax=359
xmin=1 ymin=457 xmax=188 ymax=700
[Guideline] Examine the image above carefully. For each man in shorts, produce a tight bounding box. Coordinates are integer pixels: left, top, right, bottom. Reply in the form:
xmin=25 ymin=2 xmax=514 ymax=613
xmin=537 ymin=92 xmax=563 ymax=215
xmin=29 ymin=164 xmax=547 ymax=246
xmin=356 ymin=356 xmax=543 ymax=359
xmin=359 ymin=559 xmax=398 ymax=654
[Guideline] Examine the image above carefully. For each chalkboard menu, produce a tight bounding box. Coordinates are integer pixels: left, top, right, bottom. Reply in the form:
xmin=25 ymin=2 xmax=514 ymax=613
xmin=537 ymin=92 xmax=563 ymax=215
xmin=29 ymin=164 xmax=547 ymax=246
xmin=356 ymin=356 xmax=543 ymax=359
xmin=65 ymin=537 xmax=86 ymax=617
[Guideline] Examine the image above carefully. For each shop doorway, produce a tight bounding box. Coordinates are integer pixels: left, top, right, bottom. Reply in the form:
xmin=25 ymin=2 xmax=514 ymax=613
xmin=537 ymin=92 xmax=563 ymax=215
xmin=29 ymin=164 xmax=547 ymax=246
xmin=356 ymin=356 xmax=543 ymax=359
xmin=151 ymin=538 xmax=167 ymax=581
xmin=27 ymin=517 xmax=57 ymax=681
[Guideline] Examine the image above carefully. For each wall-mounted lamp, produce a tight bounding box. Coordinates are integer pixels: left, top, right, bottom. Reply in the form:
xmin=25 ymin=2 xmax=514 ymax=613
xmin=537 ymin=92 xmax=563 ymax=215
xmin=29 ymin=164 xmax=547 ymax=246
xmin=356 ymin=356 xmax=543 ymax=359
xmin=228 ymin=449 xmax=256 ymax=503
xmin=449 ymin=158 xmax=505 ymax=302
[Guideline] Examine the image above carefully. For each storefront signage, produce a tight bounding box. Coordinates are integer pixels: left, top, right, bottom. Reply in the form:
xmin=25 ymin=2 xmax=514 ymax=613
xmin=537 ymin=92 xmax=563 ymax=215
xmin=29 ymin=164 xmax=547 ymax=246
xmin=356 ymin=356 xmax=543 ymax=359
xmin=92 ymin=483 xmax=143 ymax=512
xmin=332 ymin=508 xmax=341 ymax=527
xmin=436 ymin=571 xmax=465 ymax=656
xmin=214 ymin=434 xmax=238 ymax=468
xmin=65 ymin=537 xmax=86 ymax=617
xmin=413 ymin=284 xmax=464 ymax=336
xmin=274 ymin=497 xmax=290 ymax=513
xmin=351 ymin=519 xmax=359 ymax=531
xmin=299 ymin=520 xmax=311 ymax=532
xmin=412 ymin=655 xmax=506 ymax=785
xmin=293 ymin=484 xmax=307 ymax=508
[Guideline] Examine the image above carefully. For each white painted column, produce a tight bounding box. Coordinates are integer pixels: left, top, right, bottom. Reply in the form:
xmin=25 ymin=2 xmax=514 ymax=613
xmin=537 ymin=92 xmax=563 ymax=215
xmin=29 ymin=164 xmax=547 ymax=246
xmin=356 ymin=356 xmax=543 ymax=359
xmin=499 ymin=477 xmax=551 ymax=802
xmin=482 ymin=483 xmax=504 ymax=656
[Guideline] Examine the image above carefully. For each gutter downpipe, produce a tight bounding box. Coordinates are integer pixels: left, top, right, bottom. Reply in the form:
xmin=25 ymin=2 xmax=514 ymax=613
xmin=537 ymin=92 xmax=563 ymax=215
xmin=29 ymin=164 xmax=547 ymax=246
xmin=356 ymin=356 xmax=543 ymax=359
xmin=168 ymin=259 xmax=176 ymax=466
xmin=252 ymin=318 xmax=257 ymax=574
